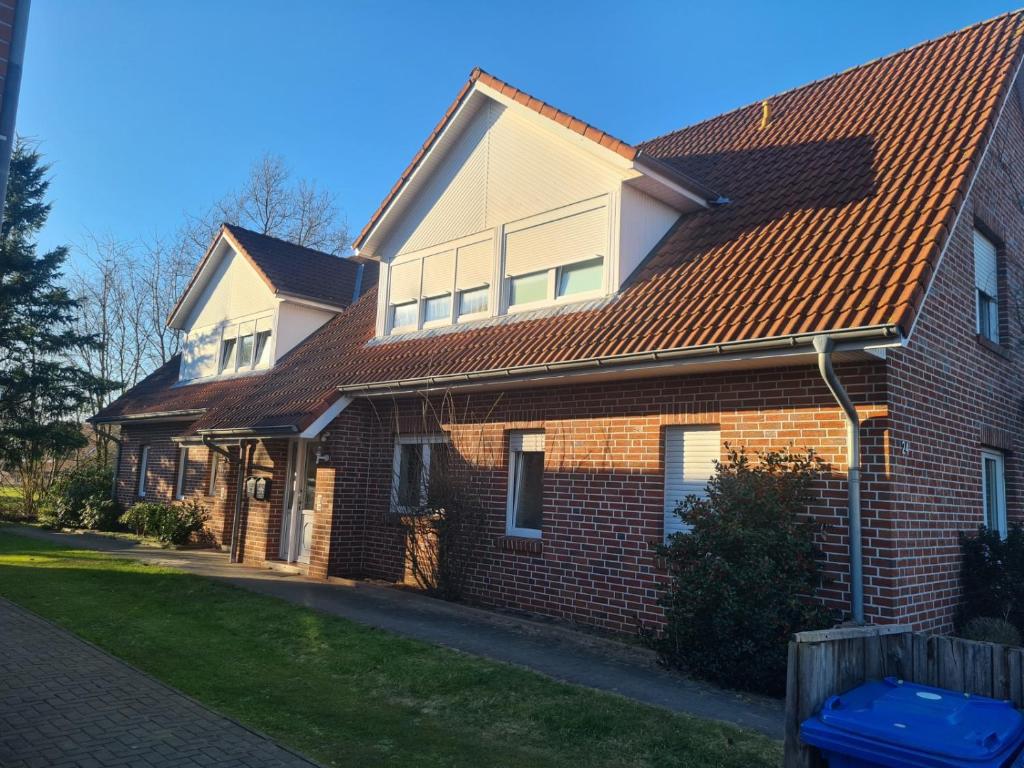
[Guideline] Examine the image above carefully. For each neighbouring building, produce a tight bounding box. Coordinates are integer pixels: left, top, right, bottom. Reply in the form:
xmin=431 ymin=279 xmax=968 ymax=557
xmin=93 ymin=14 xmax=1024 ymax=635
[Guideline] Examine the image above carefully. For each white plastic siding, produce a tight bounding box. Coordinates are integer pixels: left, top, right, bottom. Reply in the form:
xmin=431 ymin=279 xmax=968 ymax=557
xmin=663 ymin=426 xmax=720 ymax=539
xmin=504 ymin=204 xmax=608 ymax=277
xmin=974 ymin=229 xmax=998 ymax=297
xmin=617 ymin=185 xmax=680 ymax=290
xmin=274 ymin=302 xmax=336 ymax=361
xmin=381 ymin=101 xmax=625 ymax=260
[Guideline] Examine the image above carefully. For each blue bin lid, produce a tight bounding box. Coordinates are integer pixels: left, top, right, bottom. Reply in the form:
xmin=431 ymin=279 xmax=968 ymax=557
xmin=807 ymin=677 xmax=1024 ymax=763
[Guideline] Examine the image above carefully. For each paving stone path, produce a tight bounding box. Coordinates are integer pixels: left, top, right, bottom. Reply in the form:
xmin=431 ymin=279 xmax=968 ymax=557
xmin=0 ymin=598 xmax=319 ymax=768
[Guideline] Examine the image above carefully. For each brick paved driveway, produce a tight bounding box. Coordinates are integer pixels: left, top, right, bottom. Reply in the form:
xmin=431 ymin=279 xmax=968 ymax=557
xmin=0 ymin=598 xmax=319 ymax=768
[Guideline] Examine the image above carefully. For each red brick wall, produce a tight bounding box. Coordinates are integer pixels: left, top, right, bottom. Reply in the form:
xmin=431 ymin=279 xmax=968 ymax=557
xmin=882 ymin=84 xmax=1024 ymax=631
xmin=325 ymin=364 xmax=891 ymax=634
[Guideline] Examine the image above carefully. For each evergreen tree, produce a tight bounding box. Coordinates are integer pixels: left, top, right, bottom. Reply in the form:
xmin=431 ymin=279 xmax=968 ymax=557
xmin=0 ymin=140 xmax=117 ymax=517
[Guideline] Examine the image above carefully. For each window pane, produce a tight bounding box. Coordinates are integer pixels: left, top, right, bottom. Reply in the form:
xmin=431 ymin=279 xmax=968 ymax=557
xmin=513 ymin=451 xmax=544 ymax=530
xmin=238 ymin=333 xmax=254 ymax=367
xmin=392 ymin=301 xmax=417 ymax=329
xmin=984 ymin=457 xmax=999 ymax=529
xmin=254 ymin=330 xmax=272 ymax=367
xmin=397 ymin=444 xmax=423 ymax=507
xmin=557 ymin=257 xmax=603 ymax=297
xmin=509 ymin=271 xmax=548 ymax=306
xmin=458 ymin=286 xmax=489 ymax=317
xmin=219 ymin=338 xmax=236 ymax=372
xmin=423 ymin=294 xmax=451 ymax=324
xmin=979 ymin=291 xmax=999 ymax=342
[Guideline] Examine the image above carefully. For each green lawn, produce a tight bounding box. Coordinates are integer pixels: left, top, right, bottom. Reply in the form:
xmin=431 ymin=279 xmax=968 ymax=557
xmin=0 ymin=531 xmax=781 ymax=768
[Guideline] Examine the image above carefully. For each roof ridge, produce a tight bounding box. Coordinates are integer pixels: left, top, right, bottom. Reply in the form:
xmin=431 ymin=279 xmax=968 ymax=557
xmin=639 ymin=9 xmax=1024 ymax=148
xmin=223 ymin=222 xmax=349 ymax=262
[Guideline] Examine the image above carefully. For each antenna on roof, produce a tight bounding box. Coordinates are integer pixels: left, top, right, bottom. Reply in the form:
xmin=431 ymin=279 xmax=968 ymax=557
xmin=759 ymin=100 xmax=770 ymax=130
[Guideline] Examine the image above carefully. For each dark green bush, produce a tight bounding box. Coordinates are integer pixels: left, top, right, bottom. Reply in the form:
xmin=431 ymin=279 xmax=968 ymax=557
xmin=648 ymin=446 xmax=834 ymax=696
xmin=44 ymin=462 xmax=116 ymax=530
xmin=961 ymin=617 xmax=1021 ymax=646
xmin=120 ymin=500 xmax=207 ymax=545
xmin=957 ymin=524 xmax=1024 ymax=634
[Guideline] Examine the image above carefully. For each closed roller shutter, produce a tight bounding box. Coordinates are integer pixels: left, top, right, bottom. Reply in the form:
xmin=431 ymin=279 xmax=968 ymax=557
xmin=663 ymin=426 xmax=719 ymax=540
xmin=509 ymin=430 xmax=545 ymax=452
xmin=504 ymin=205 xmax=607 ymax=277
xmin=974 ymin=229 xmax=998 ymax=298
xmin=421 ymin=250 xmax=455 ymax=297
xmin=389 ymin=259 xmax=421 ymax=304
xmin=456 ymin=239 xmax=493 ymax=290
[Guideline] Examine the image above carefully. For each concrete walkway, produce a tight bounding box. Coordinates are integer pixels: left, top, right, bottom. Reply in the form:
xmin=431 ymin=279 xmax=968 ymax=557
xmin=0 ymin=597 xmax=319 ymax=768
xmin=3 ymin=524 xmax=784 ymax=738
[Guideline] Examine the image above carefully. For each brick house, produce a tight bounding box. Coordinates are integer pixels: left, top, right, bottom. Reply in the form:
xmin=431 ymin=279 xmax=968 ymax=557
xmin=93 ymin=14 xmax=1024 ymax=635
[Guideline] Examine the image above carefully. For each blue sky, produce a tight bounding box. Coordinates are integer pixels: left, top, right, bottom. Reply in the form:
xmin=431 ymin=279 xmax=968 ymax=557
xmin=22 ymin=0 xmax=1021 ymax=261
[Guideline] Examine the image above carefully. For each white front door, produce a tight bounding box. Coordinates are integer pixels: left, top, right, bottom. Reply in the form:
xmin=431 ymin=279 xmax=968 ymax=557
xmin=280 ymin=439 xmax=318 ymax=564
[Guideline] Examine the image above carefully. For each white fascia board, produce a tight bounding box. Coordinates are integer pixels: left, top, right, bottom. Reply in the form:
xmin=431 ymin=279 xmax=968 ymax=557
xmin=168 ymin=235 xmax=232 ymax=330
xmin=298 ymin=396 xmax=353 ymax=439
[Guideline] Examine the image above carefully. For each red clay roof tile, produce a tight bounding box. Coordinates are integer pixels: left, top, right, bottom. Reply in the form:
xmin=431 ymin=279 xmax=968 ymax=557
xmin=103 ymin=13 xmax=1024 ymax=433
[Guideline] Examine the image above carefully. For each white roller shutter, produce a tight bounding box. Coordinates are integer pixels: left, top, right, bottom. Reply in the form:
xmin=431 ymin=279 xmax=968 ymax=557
xmin=421 ymin=250 xmax=455 ymax=297
xmin=505 ymin=205 xmax=607 ymax=277
xmin=510 ymin=430 xmax=545 ymax=452
xmin=389 ymin=259 xmax=422 ymax=304
xmin=663 ymin=426 xmax=719 ymax=540
xmin=455 ymin=239 xmax=493 ymax=290
xmin=974 ymin=229 xmax=998 ymax=298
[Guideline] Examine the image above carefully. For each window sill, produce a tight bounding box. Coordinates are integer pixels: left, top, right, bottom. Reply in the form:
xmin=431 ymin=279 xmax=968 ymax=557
xmin=976 ymin=334 xmax=1012 ymax=360
xmin=496 ymin=536 xmax=543 ymax=555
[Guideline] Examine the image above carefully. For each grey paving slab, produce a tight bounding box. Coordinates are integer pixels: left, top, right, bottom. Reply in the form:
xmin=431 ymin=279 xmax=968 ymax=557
xmin=0 ymin=598 xmax=319 ymax=768
xmin=3 ymin=524 xmax=785 ymax=739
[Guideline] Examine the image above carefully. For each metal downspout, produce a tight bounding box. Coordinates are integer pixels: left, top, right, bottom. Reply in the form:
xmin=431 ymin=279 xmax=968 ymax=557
xmin=812 ymin=335 xmax=864 ymax=625
xmin=228 ymin=440 xmax=250 ymax=564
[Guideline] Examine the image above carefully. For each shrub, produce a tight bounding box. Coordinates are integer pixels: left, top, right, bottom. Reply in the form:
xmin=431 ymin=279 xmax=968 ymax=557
xmin=648 ymin=446 xmax=834 ymax=696
xmin=961 ymin=617 xmax=1021 ymax=647
xmin=120 ymin=500 xmax=207 ymax=545
xmin=957 ymin=524 xmax=1024 ymax=634
xmin=45 ymin=462 xmax=116 ymax=530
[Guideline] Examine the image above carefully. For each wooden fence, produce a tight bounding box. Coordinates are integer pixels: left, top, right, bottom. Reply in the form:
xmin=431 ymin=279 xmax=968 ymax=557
xmin=784 ymin=625 xmax=1024 ymax=767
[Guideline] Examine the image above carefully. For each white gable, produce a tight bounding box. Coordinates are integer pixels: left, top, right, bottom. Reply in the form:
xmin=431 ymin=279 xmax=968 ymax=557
xmin=378 ymin=100 xmax=630 ymax=261
xmin=184 ymin=245 xmax=275 ymax=330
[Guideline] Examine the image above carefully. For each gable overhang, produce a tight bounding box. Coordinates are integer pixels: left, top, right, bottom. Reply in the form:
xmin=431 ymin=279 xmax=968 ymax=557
xmin=353 ymin=71 xmax=716 ymax=261
xmin=337 ymin=325 xmax=903 ymax=397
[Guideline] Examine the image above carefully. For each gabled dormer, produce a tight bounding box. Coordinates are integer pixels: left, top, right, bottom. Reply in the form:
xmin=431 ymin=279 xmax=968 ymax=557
xmin=168 ymin=224 xmax=377 ymax=383
xmin=354 ymin=68 xmax=717 ymax=338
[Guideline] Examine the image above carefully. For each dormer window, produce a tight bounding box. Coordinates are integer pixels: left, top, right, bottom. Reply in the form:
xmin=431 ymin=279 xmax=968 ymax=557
xmin=219 ymin=337 xmax=237 ymax=373
xmin=458 ymin=286 xmax=489 ymax=317
xmin=218 ymin=317 xmax=273 ymax=375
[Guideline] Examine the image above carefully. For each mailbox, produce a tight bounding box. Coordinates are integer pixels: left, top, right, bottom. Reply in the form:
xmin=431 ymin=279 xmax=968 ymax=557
xmin=244 ymin=476 xmax=257 ymax=498
xmin=254 ymin=477 xmax=271 ymax=501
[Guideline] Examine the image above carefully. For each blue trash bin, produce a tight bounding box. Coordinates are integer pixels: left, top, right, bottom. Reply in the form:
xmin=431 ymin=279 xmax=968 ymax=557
xmin=800 ymin=677 xmax=1024 ymax=767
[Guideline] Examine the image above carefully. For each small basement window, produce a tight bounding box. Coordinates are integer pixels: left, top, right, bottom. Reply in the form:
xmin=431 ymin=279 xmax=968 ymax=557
xmin=506 ymin=431 xmax=545 ymax=538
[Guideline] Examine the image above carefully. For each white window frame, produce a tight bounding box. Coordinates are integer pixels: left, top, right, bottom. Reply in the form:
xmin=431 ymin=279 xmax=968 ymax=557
xmin=506 ymin=430 xmax=545 ymax=539
xmin=982 ymin=448 xmax=1008 ymax=538
xmin=218 ymin=315 xmax=274 ymax=375
xmin=390 ymin=435 xmax=448 ymax=514
xmin=501 ymin=198 xmax=610 ymax=315
xmin=174 ymin=447 xmax=189 ymax=500
xmin=137 ymin=445 xmax=150 ymax=498
xmin=208 ymin=451 xmax=220 ymax=496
